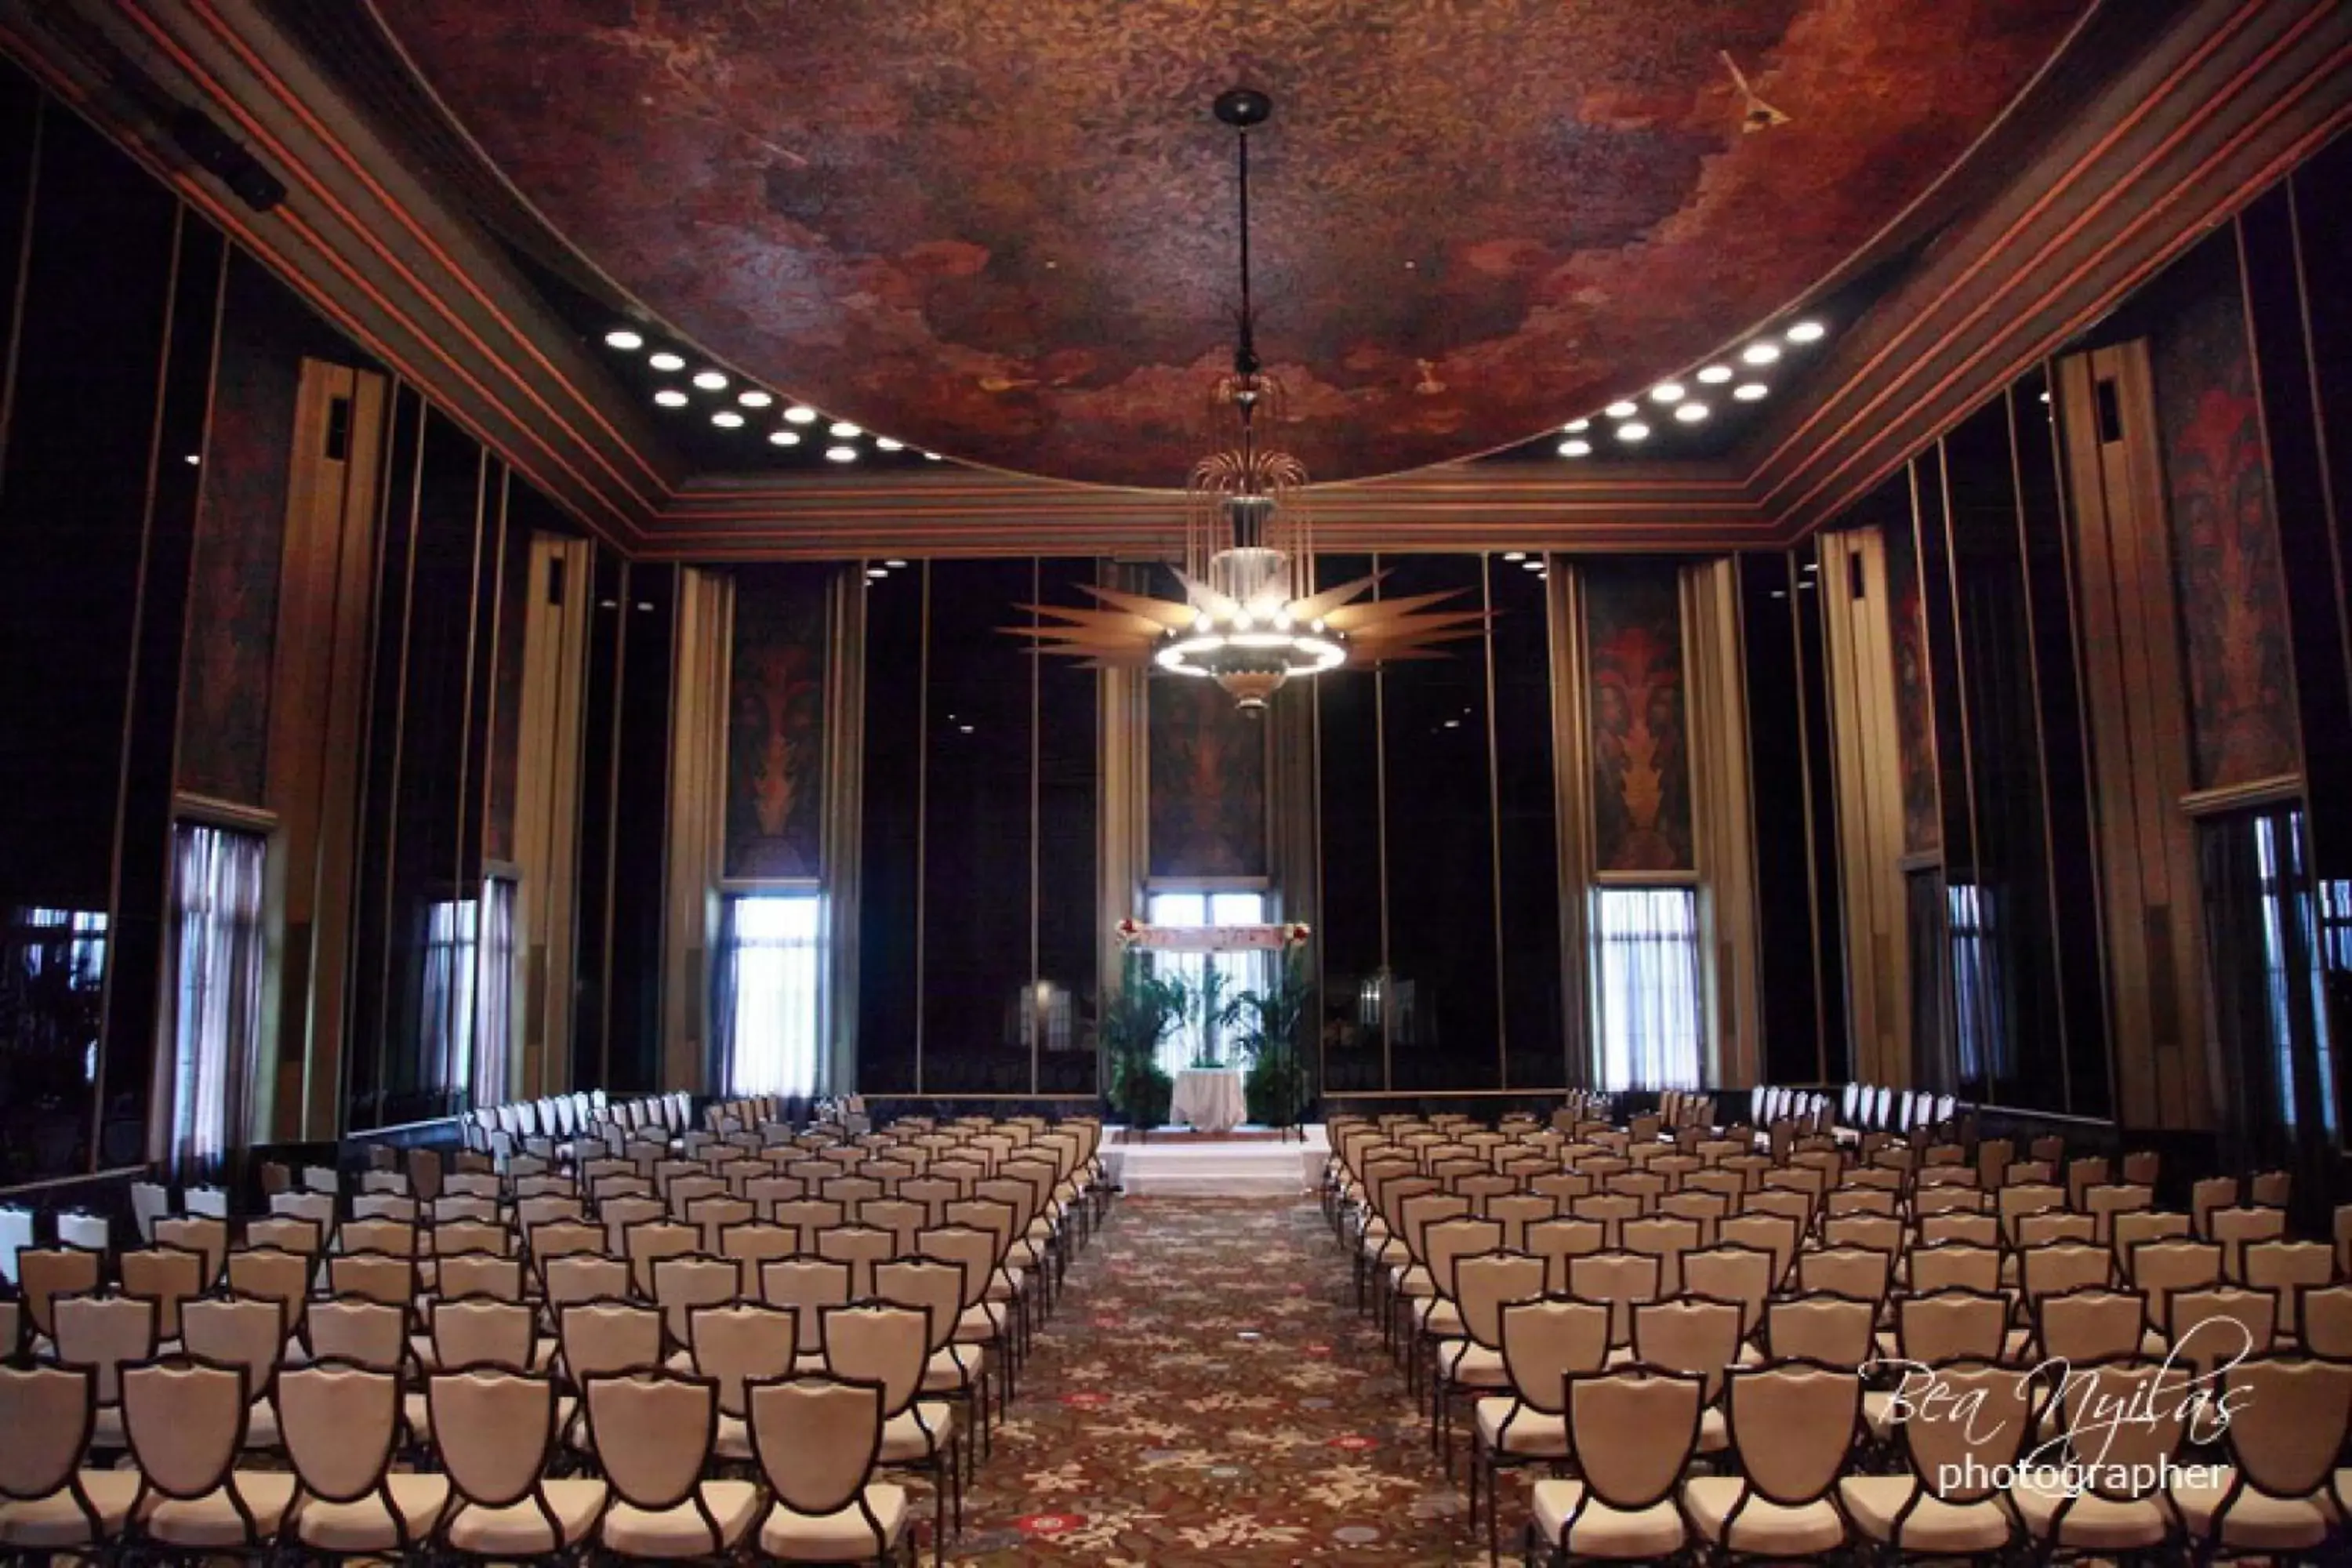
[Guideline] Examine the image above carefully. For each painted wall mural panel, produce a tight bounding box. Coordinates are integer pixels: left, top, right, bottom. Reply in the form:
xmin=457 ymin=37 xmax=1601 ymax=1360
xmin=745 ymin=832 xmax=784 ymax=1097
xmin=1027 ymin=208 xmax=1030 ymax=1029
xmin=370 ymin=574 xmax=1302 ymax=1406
xmin=1584 ymin=560 xmax=1691 ymax=873
xmin=1883 ymin=517 xmax=1942 ymax=855
xmin=1149 ymin=673 xmax=1268 ymax=879
xmin=176 ymin=260 xmax=297 ymax=805
xmin=724 ymin=564 xmax=829 ymax=879
xmin=2152 ymin=245 xmax=2296 ymax=791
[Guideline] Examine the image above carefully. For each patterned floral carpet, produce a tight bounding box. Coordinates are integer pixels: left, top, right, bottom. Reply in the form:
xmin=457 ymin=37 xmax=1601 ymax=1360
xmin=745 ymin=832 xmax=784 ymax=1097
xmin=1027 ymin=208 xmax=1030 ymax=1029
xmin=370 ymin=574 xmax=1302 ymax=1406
xmin=945 ymin=1196 xmax=1495 ymax=1566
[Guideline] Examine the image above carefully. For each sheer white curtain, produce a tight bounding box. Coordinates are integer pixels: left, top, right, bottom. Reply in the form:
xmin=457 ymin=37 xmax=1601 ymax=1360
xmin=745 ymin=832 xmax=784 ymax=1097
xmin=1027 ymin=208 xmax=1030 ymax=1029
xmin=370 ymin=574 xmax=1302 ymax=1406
xmin=470 ymin=878 xmax=517 ymax=1109
xmin=167 ymin=824 xmax=267 ymax=1173
xmin=1593 ymin=887 xmax=1702 ymax=1090
xmin=1145 ymin=891 xmax=1269 ymax=1076
xmin=718 ymin=893 xmax=824 ymax=1096
xmin=419 ymin=896 xmax=477 ymax=1099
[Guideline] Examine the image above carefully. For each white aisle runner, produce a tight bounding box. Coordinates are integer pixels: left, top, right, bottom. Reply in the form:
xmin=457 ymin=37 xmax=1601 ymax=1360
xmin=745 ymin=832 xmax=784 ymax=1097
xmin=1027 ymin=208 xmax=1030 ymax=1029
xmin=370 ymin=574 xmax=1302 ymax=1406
xmin=1103 ymin=1124 xmax=1330 ymax=1197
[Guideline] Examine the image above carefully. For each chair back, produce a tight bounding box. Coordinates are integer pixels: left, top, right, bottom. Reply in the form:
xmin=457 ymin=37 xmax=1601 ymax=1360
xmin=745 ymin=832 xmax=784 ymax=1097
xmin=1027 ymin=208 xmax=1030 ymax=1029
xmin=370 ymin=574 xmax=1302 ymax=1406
xmin=747 ymin=1376 xmax=887 ymax=1524
xmin=122 ymin=1359 xmax=246 ymax=1501
xmin=1567 ymin=1370 xmax=1703 ymax=1510
xmin=430 ymin=1368 xmax=559 ymax=1509
xmin=1763 ymin=1294 xmax=1873 ymax=1369
xmin=278 ymin=1362 xmax=401 ymax=1503
xmin=587 ymin=1373 xmax=722 ymax=1523
xmin=1893 ymin=1288 xmax=2010 ymax=1364
xmin=688 ymin=1301 xmax=798 ymax=1417
xmin=2223 ymin=1356 xmax=2352 ymax=1500
xmin=1726 ymin=1362 xmax=1860 ymax=1504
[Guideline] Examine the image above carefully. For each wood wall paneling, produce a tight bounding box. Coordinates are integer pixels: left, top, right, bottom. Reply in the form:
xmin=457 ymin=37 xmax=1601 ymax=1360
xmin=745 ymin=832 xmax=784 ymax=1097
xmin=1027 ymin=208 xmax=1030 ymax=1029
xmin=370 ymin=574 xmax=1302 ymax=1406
xmin=2054 ymin=341 xmax=2212 ymax=1130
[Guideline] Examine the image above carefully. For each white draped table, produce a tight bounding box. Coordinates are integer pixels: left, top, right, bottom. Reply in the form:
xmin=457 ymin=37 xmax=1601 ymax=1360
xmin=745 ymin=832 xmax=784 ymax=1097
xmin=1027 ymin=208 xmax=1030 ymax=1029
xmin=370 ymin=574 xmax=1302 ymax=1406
xmin=1168 ymin=1067 xmax=1247 ymax=1134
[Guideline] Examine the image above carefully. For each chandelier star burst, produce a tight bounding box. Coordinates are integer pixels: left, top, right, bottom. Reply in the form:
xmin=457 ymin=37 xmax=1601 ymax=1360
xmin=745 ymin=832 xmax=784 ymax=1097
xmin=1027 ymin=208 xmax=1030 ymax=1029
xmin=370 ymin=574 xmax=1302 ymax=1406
xmin=1011 ymin=88 xmax=1485 ymax=713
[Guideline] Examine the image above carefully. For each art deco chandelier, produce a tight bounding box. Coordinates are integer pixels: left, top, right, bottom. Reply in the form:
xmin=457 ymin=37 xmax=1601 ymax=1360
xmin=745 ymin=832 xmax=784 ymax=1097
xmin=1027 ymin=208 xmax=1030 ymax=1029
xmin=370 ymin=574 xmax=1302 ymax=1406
xmin=1013 ymin=89 xmax=1483 ymax=714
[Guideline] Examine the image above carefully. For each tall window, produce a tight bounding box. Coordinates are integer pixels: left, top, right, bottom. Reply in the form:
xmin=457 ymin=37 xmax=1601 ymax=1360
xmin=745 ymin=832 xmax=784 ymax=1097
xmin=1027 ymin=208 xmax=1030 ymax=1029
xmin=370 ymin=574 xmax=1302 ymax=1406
xmin=1947 ymin=880 xmax=2009 ymax=1086
xmin=419 ymin=895 xmax=477 ymax=1100
xmin=1145 ymin=890 xmax=1268 ymax=1076
xmin=166 ymin=825 xmax=266 ymax=1172
xmin=470 ymin=878 xmax=517 ymax=1109
xmin=717 ymin=893 xmax=824 ymax=1097
xmin=1592 ymin=887 xmax=1701 ymax=1090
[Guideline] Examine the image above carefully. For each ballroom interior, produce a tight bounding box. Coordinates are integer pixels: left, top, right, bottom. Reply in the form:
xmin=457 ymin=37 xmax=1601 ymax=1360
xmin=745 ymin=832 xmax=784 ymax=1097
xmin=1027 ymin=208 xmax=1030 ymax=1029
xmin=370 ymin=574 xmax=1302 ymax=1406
xmin=2 ymin=1 xmax=2351 ymax=1563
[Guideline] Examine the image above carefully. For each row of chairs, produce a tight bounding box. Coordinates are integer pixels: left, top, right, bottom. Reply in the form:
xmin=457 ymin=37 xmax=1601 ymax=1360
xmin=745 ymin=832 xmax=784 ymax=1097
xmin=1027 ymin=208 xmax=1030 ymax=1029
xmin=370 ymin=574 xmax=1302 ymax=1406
xmin=1326 ymin=1108 xmax=2352 ymax=1563
xmin=2 ymin=1112 xmax=1116 ymax=1564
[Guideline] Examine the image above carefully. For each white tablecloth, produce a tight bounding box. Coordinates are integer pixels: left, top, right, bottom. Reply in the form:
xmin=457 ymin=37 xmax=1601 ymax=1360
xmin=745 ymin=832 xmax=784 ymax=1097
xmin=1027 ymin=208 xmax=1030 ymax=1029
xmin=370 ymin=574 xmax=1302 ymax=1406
xmin=1169 ymin=1068 xmax=1247 ymax=1134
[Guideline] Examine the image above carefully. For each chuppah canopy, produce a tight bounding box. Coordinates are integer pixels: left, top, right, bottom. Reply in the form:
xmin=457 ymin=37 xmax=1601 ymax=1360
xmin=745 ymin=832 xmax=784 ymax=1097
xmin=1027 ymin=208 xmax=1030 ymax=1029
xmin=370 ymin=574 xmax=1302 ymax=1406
xmin=1114 ymin=918 xmax=1310 ymax=954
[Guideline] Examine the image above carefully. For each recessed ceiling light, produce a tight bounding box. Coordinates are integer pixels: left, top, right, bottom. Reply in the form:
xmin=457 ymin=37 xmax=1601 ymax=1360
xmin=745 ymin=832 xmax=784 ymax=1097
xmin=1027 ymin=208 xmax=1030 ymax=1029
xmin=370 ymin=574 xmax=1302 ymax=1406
xmin=183 ymin=452 xmax=200 ymax=466
xmin=958 ymin=724 xmax=974 ymax=734
xmin=1696 ymin=365 xmax=1733 ymax=385
xmin=825 ymin=445 xmax=858 ymax=463
xmin=1563 ymin=418 xmax=1591 ymax=434
xmin=1674 ymin=403 xmax=1709 ymax=423
xmin=866 ymin=567 xmax=888 ymax=579
xmin=654 ymin=389 xmax=688 ymax=408
xmin=1557 ymin=438 xmax=1592 ymax=457
xmin=874 ymin=437 xmax=905 ymax=452
xmin=1650 ymin=382 xmax=1686 ymax=404
xmin=738 ymin=390 xmax=773 ymax=408
xmin=829 ymin=422 xmax=862 ymax=439
xmin=884 ymin=559 xmax=907 ymax=568
xmin=1785 ymin=320 xmax=1827 ymax=343
xmin=691 ymin=369 xmax=729 ymax=390
xmin=1733 ymin=382 xmax=1769 ymax=401
xmin=2038 ymin=390 xmax=2052 ymax=404
xmin=1502 ymin=551 xmax=1526 ymax=562
xmin=604 ymin=328 xmax=644 ymax=350
xmin=782 ymin=405 xmax=818 ymax=425
xmin=1617 ymin=422 xmax=1650 ymax=442
xmin=921 ymin=451 xmax=942 ymax=461
xmin=1741 ymin=343 xmax=1782 ymax=366
xmin=711 ymin=410 xmax=745 ymax=428
xmin=1605 ymin=401 xmax=1639 ymax=419
xmin=648 ymin=351 xmax=685 ymax=372
xmin=768 ymin=430 xmax=802 ymax=446
xmin=1522 ymin=559 xmax=1544 ymax=572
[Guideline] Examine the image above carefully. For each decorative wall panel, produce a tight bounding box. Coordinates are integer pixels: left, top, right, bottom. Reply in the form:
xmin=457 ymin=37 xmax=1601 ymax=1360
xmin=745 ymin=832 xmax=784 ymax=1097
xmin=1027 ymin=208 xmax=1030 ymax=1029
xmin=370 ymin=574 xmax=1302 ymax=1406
xmin=1149 ymin=670 xmax=1268 ymax=880
xmin=2152 ymin=239 xmax=2296 ymax=791
xmin=1882 ymin=517 xmax=1941 ymax=857
xmin=1583 ymin=561 xmax=1691 ymax=874
xmin=179 ymin=258 xmax=299 ymax=806
xmin=724 ymin=564 xmax=831 ymax=879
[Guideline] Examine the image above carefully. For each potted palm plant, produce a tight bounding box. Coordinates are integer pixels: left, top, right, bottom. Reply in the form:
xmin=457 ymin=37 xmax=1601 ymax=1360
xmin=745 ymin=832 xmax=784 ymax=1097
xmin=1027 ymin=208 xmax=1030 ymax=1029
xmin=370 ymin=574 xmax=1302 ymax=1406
xmin=1102 ymin=949 xmax=1184 ymax=1134
xmin=1232 ymin=947 xmax=1312 ymax=1133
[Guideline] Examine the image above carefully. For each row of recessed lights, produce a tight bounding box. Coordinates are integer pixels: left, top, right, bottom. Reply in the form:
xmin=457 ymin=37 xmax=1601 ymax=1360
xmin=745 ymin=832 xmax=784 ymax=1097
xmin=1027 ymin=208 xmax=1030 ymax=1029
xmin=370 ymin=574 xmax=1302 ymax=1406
xmin=1556 ymin=319 xmax=1825 ymax=456
xmin=604 ymin=327 xmax=940 ymax=463
xmin=1500 ymin=550 xmax=1549 ymax=579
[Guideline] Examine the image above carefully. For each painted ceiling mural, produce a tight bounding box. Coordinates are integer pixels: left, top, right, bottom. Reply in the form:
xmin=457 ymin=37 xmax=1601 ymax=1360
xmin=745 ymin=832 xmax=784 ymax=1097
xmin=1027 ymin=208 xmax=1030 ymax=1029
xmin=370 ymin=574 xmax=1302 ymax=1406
xmin=372 ymin=0 xmax=2092 ymax=485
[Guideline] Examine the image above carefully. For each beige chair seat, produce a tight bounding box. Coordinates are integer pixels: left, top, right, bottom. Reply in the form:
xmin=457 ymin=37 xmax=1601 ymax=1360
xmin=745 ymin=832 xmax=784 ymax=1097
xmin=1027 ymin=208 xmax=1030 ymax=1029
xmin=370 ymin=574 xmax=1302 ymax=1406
xmin=879 ymin=1403 xmax=956 ymax=1463
xmin=757 ymin=1484 xmax=908 ymax=1561
xmin=714 ymin=1414 xmax=755 ymax=1462
xmin=0 ymin=1472 xmax=143 ymax=1548
xmin=241 ymin=1399 xmax=282 ymax=1449
xmin=1530 ymin=1478 xmax=1687 ymax=1558
xmin=1862 ymin=1388 xmax=1897 ymax=1441
xmin=1697 ymin=1406 xmax=1730 ymax=1454
xmin=2009 ymin=1475 xmax=2173 ymax=1550
xmin=1839 ymin=1476 xmax=2014 ymax=1552
xmin=1433 ymin=1340 xmax=1508 ymax=1388
xmin=923 ymin=1344 xmax=985 ymax=1392
xmin=143 ymin=1473 xmax=299 ymax=1548
xmin=1418 ymin=1300 xmax=1463 ymax=1337
xmin=1682 ymin=1476 xmax=1845 ymax=1555
xmin=1392 ymin=1264 xmax=1433 ymax=1297
xmin=954 ymin=1305 xmax=1008 ymax=1343
xmin=445 ymin=1479 xmax=608 ymax=1554
xmin=292 ymin=1473 xmax=452 ymax=1552
xmin=601 ymin=1480 xmax=761 ymax=1556
xmin=88 ymin=1408 xmax=127 ymax=1450
xmin=2170 ymin=1470 xmax=2334 ymax=1551
xmin=1473 ymin=1397 xmax=1568 ymax=1458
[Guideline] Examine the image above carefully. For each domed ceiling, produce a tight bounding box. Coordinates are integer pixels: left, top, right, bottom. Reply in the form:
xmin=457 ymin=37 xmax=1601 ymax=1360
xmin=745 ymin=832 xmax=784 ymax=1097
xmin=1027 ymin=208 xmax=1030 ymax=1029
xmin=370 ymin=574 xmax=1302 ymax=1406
xmin=370 ymin=0 xmax=2093 ymax=487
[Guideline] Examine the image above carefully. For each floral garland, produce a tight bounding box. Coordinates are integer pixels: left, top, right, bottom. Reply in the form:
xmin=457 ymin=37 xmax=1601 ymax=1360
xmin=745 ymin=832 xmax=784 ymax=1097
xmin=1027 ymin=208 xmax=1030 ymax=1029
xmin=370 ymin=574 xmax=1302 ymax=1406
xmin=1112 ymin=917 xmax=1312 ymax=947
